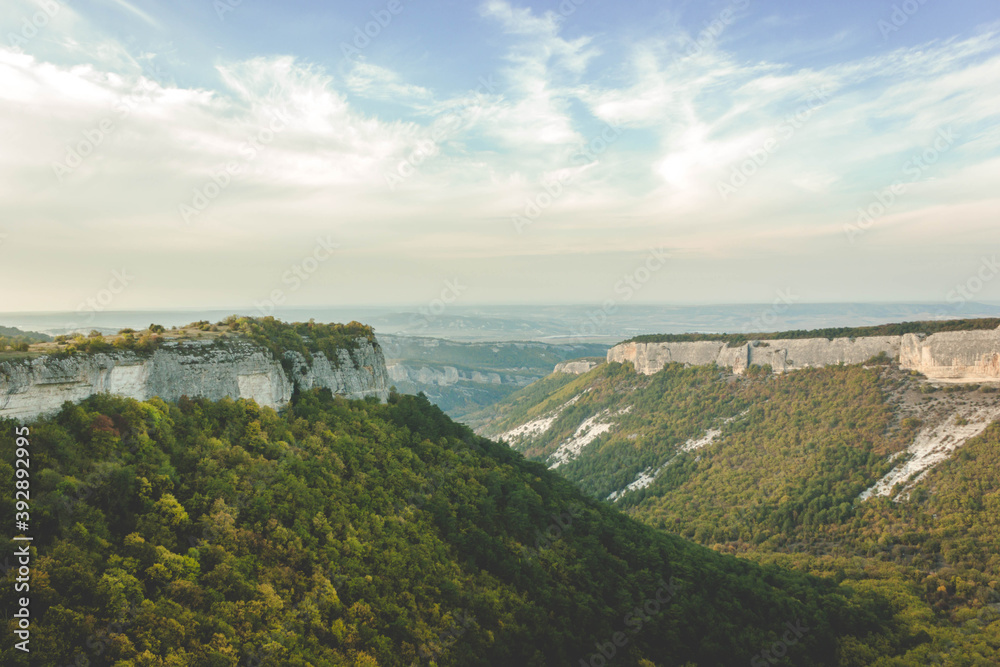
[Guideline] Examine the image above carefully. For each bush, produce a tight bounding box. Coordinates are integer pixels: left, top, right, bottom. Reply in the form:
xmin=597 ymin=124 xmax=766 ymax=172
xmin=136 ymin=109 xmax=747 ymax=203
xmin=222 ymin=316 xmax=376 ymax=370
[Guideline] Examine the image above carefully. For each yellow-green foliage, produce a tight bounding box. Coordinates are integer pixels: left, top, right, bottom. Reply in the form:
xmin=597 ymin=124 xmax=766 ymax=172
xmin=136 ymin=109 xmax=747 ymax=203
xmin=491 ymin=361 xmax=1000 ymax=664
xmin=0 ymin=390 xmax=927 ymax=666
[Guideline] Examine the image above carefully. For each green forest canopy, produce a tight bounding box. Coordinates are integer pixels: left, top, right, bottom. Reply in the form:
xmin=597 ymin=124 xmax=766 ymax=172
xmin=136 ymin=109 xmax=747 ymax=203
xmin=476 ymin=360 xmax=1000 ymax=664
xmin=0 ymin=389 xmax=923 ymax=666
xmin=6 ymin=317 xmax=377 ymax=367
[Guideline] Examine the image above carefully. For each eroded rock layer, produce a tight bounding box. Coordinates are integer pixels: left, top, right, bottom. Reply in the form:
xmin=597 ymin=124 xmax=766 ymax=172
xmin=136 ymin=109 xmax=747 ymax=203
xmin=0 ymin=337 xmax=389 ymax=421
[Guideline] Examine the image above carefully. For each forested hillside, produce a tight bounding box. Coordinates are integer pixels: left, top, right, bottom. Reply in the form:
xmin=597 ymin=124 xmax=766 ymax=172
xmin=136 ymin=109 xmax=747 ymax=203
xmin=1 ymin=390 xmax=923 ymax=666
xmin=14 ymin=317 xmax=376 ymax=367
xmin=474 ymin=360 xmax=1000 ymax=663
xmin=0 ymin=326 xmax=50 ymax=356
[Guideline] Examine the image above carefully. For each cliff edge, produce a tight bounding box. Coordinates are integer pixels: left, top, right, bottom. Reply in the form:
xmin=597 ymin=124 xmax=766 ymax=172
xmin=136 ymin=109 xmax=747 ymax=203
xmin=608 ymin=327 xmax=1000 ymax=382
xmin=0 ymin=326 xmax=390 ymax=421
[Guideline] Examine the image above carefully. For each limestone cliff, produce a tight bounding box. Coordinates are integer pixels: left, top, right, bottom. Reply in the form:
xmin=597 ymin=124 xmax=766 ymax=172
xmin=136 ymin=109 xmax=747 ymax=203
xmin=899 ymin=330 xmax=1000 ymax=381
xmin=0 ymin=336 xmax=389 ymax=421
xmin=386 ymin=364 xmax=526 ymax=387
xmin=608 ymin=327 xmax=1000 ymax=382
xmin=553 ymin=360 xmax=602 ymax=375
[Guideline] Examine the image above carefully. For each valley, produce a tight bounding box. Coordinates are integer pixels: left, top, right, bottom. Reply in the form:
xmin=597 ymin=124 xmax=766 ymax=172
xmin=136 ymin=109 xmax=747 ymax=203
xmin=5 ymin=315 xmax=1000 ymax=664
xmin=7 ymin=1 xmax=999 ymax=663
xmin=471 ymin=320 xmax=1000 ymax=664
xmin=378 ymin=334 xmax=608 ymax=421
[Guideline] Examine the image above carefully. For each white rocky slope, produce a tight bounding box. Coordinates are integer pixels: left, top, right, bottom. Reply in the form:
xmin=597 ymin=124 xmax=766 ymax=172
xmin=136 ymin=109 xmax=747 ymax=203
xmin=860 ymin=399 xmax=1000 ymax=501
xmin=493 ymin=392 xmax=631 ymax=469
xmin=497 ymin=394 xmax=584 ymax=444
xmin=0 ymin=337 xmax=390 ymax=421
xmin=548 ymin=406 xmax=631 ymax=469
xmin=607 ymin=412 xmax=747 ymax=502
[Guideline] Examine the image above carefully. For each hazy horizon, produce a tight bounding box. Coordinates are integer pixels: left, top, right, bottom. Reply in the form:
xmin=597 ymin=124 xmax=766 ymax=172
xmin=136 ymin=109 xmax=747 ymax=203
xmin=6 ymin=301 xmax=1000 ymax=344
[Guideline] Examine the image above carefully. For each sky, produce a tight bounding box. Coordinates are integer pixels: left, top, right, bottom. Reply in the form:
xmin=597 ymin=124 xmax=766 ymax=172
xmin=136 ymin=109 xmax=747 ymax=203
xmin=1 ymin=0 xmax=999 ymax=313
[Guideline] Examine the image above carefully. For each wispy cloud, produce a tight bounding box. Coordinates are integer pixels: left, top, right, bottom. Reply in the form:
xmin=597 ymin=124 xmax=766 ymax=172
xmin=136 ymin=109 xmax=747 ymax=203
xmin=102 ymin=0 xmax=160 ymax=29
xmin=1 ymin=0 xmax=998 ymax=309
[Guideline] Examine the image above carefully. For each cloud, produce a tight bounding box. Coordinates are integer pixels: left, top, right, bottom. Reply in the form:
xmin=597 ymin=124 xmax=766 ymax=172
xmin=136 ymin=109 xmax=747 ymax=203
xmin=0 ymin=0 xmax=999 ymax=309
xmin=343 ymin=61 xmax=433 ymax=104
xmin=102 ymin=0 xmax=160 ymax=29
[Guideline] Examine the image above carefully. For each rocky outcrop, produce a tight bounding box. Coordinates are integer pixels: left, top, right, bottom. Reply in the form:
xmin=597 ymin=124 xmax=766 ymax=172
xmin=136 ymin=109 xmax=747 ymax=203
xmin=388 ymin=364 xmax=461 ymax=387
xmin=742 ymin=337 xmax=902 ymax=374
xmin=608 ymin=341 xmax=731 ymax=374
xmin=386 ymin=364 xmax=530 ymax=387
xmin=286 ymin=343 xmax=390 ymax=399
xmin=0 ymin=337 xmax=389 ymax=421
xmin=554 ymin=360 xmax=602 ymax=375
xmin=608 ymin=327 xmax=1000 ymax=382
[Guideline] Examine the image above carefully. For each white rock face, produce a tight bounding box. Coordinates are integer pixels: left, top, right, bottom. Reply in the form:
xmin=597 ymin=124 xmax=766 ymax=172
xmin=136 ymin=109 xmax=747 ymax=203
xmin=608 ymin=341 xmax=729 ymax=374
xmin=547 ymin=405 xmax=631 ymax=469
xmin=387 ymin=364 xmax=461 ymax=386
xmin=606 ymin=411 xmax=747 ymax=502
xmin=899 ymin=331 xmax=1000 ymax=381
xmin=498 ymin=394 xmax=583 ymax=444
xmin=860 ymin=402 xmax=1000 ymax=501
xmin=286 ymin=345 xmax=390 ymax=400
xmin=748 ymin=337 xmax=902 ymax=373
xmin=548 ymin=411 xmax=615 ymax=469
xmin=608 ymin=328 xmax=1000 ymax=382
xmin=554 ymin=360 xmax=601 ymax=375
xmin=0 ymin=337 xmax=389 ymax=421
xmin=387 ymin=364 xmax=510 ymax=387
